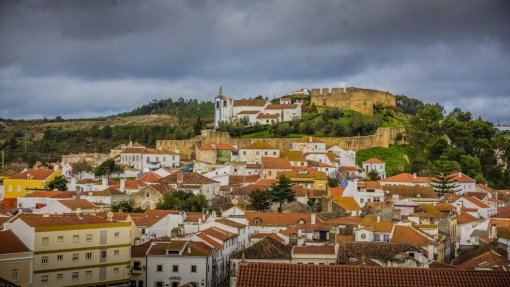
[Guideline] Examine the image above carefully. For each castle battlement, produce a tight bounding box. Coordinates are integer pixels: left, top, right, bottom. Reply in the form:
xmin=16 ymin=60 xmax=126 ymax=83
xmin=310 ymin=87 xmax=396 ymax=115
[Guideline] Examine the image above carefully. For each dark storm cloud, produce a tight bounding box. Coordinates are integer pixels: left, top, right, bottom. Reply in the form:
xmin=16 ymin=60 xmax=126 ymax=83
xmin=0 ymin=0 xmax=509 ymax=122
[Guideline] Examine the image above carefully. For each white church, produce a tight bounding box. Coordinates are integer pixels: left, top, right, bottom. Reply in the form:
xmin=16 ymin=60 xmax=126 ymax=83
xmin=213 ymin=86 xmax=302 ymax=129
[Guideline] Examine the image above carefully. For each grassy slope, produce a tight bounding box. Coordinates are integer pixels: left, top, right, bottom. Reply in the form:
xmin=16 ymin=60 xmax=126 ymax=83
xmin=356 ymin=144 xmax=414 ymax=177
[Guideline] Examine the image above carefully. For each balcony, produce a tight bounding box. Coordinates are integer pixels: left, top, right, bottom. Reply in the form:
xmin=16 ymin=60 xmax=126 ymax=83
xmin=130 ymin=266 xmax=143 ymax=274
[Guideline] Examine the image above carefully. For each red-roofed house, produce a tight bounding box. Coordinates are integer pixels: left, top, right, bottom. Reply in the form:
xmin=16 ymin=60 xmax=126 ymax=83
xmin=449 ymin=172 xmax=477 ymax=194
xmin=261 ymin=157 xmax=292 ymax=179
xmin=196 ymin=143 xmax=237 ymax=164
xmin=362 ymin=158 xmax=386 ymax=179
xmin=380 ymin=173 xmax=430 ymax=186
xmin=4 ymin=168 xmax=61 ymax=199
xmin=120 ymin=148 xmax=180 ymax=171
xmin=292 ymin=245 xmax=337 ymax=264
xmin=453 ymin=196 xmax=497 ymax=219
xmin=0 ymin=229 xmax=33 ymax=287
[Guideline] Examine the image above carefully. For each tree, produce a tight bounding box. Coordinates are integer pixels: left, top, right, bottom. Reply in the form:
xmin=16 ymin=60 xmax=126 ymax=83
xmin=111 ymin=202 xmax=134 ymax=212
xmin=269 ymin=175 xmax=295 ymax=212
xmin=327 ymin=177 xmax=339 ymax=188
xmin=430 ymin=157 xmax=460 ymax=196
xmin=48 ymin=176 xmax=68 ymax=191
xmin=367 ymin=169 xmax=381 ymax=181
xmin=71 ymin=159 xmax=93 ymax=179
xmin=94 ymin=159 xmax=124 ymax=178
xmin=249 ymin=189 xmax=271 ymax=211
xmin=157 ymin=191 xmax=209 ymax=212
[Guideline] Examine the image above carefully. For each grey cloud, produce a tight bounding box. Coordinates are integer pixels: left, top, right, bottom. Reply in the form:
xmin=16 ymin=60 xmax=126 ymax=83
xmin=0 ymin=0 xmax=509 ymax=123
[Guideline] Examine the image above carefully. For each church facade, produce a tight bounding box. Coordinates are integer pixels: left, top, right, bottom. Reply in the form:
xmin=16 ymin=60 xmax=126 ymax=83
xmin=213 ymin=86 xmax=302 ymax=129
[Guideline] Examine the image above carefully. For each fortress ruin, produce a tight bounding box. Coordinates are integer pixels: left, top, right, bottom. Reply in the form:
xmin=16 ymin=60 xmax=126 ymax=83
xmin=310 ymin=87 xmax=396 ymax=116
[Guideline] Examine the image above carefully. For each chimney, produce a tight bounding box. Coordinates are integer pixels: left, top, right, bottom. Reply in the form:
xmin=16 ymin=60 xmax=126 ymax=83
xmin=413 ymin=173 xmax=417 ymax=179
xmin=427 ymin=244 xmax=435 ymax=261
xmin=75 ymin=190 xmax=81 ymax=200
xmin=308 ymin=136 xmax=312 ymax=143
xmin=241 ymin=244 xmax=246 ymax=262
xmin=54 ymin=164 xmax=59 ymax=171
xmin=120 ymin=179 xmax=126 ymax=192
xmin=458 ymin=172 xmax=462 ymax=178
xmin=27 ymin=173 xmax=31 ymax=180
xmin=177 ymin=173 xmax=184 ymax=184
xmin=102 ymin=177 xmax=108 ymax=187
xmin=187 ymin=245 xmax=192 ymax=254
xmin=311 ymin=213 xmax=316 ymax=224
xmin=43 ymin=210 xmax=50 ymax=218
xmin=376 ymin=216 xmax=381 ymax=223
xmin=129 ymin=140 xmax=133 ymax=147
xmin=490 ymin=224 xmax=497 ymax=239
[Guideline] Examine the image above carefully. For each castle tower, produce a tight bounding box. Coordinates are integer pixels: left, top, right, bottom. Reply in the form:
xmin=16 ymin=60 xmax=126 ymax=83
xmin=214 ymin=86 xmax=234 ymax=129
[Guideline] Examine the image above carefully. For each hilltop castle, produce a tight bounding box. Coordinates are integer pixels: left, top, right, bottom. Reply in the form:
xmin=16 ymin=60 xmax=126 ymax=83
xmin=310 ymin=87 xmax=396 ymax=116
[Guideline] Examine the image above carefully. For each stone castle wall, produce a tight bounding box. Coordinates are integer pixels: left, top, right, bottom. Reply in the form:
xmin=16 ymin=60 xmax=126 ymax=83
xmin=310 ymin=87 xmax=396 ymax=116
xmin=157 ymin=127 xmax=406 ymax=160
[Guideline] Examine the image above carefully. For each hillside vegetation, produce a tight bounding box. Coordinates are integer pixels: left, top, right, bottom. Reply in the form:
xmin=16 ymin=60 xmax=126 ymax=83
xmin=356 ymin=145 xmax=414 ymax=177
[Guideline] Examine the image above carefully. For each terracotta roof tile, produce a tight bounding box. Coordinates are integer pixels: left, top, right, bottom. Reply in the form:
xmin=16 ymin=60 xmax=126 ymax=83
xmin=257 ymin=113 xmax=280 ymax=119
xmin=131 ymin=240 xmax=153 ymax=257
xmin=0 ymin=230 xmax=30 ymax=254
xmin=493 ymin=207 xmax=510 ymax=219
xmin=233 ymin=99 xmax=268 ymax=107
xmin=262 ymin=157 xmax=292 ymax=170
xmin=333 ymin=196 xmax=361 ymax=212
xmin=243 ymin=141 xmax=277 ymax=150
xmin=294 ymin=136 xmax=326 ymax=143
xmin=381 ymin=173 xmax=430 ymax=183
xmin=196 ymin=232 xmax=222 ymax=249
xmin=363 ymin=158 xmax=385 ymax=164
xmin=231 ymin=236 xmax=291 ymax=260
xmin=236 ymin=263 xmax=510 ymax=287
xmin=329 ymin=187 xmax=345 ymax=197
xmin=292 ymin=245 xmax=335 ymax=255
xmin=216 ymin=218 xmax=246 ymax=228
xmin=17 ymin=213 xmax=110 ymax=227
xmin=57 ymin=199 xmax=96 ymax=210
xmin=10 ymin=169 xmax=55 ymax=180
xmin=159 ymin=172 xmax=218 ymax=185
xmin=266 ymin=104 xmax=299 ymax=110
xmin=138 ymin=172 xmax=163 ymax=182
xmin=201 ymin=227 xmax=237 ymax=242
xmin=25 ymin=191 xmax=75 ymax=198
xmin=457 ymin=211 xmax=480 ymax=224
xmin=246 ymin=212 xmax=311 ymax=227
xmin=337 ymin=241 xmax=424 ymax=264
xmin=449 ymin=172 xmax=476 ymax=183
xmin=135 ymin=210 xmax=181 ymax=227
xmin=464 ymin=196 xmax=490 ymax=208
xmin=390 ymin=225 xmax=431 ymax=245
xmin=282 ymin=150 xmax=306 ymax=162
xmin=382 ymin=185 xmax=437 ymax=199
xmin=339 ymin=166 xmax=358 ymax=172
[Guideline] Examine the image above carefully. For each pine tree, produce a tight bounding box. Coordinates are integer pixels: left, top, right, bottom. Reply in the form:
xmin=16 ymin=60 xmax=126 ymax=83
xmin=269 ymin=175 xmax=295 ymax=212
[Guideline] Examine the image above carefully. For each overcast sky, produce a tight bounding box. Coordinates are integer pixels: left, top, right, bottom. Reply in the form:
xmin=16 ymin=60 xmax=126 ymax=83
xmin=1 ymin=0 xmax=509 ymax=123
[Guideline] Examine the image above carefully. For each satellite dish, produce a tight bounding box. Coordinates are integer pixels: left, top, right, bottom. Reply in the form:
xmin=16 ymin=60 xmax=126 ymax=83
xmin=107 ymin=211 xmax=114 ymax=220
xmin=231 ymin=198 xmax=239 ymax=206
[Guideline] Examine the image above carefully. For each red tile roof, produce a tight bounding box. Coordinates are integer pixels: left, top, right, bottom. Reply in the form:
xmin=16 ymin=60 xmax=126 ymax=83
xmin=138 ymin=172 xmax=163 ymax=183
xmin=363 ymin=158 xmax=384 ymax=164
xmin=198 ymin=143 xmax=236 ymax=150
xmin=245 ymin=212 xmax=311 ymax=227
xmin=261 ymin=157 xmax=292 ymax=170
xmin=493 ymin=207 xmax=510 ymax=219
xmin=25 ymin=191 xmax=75 ymax=198
xmin=329 ymin=187 xmax=345 ymax=197
xmin=381 ymin=173 xmax=430 ymax=183
xmin=135 ymin=210 xmax=181 ymax=227
xmin=236 ymin=263 xmax=510 ymax=287
xmin=243 ymin=141 xmax=277 ymax=150
xmin=0 ymin=230 xmax=30 ymax=254
xmin=233 ymin=99 xmax=268 ymax=107
xmin=266 ymin=104 xmax=299 ymax=110
xmin=390 ymin=225 xmax=431 ymax=245
xmin=292 ymin=245 xmax=335 ymax=255
xmin=339 ymin=166 xmax=358 ymax=172
xmin=257 ymin=113 xmax=280 ymax=119
xmin=10 ymin=169 xmax=55 ymax=180
xmin=464 ymin=196 xmax=490 ymax=209
xmin=57 ymin=199 xmax=96 ymax=210
xmin=17 ymin=213 xmax=111 ymax=227
xmin=196 ymin=232 xmax=222 ymax=249
xmin=457 ymin=211 xmax=480 ymax=224
xmin=201 ymin=227 xmax=237 ymax=242
xmin=449 ymin=172 xmax=476 ymax=183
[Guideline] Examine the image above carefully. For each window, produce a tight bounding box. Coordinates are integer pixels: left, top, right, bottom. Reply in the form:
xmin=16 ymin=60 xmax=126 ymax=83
xmin=11 ymin=269 xmax=18 ymax=281
xmin=361 ymin=233 xmax=366 ymax=239
xmin=57 ymin=236 xmax=63 ymax=242
xmin=57 ymin=255 xmax=63 ymax=261
xmin=85 ymin=271 xmax=92 ymax=279
xmin=72 ymin=253 xmax=79 ymax=262
xmin=86 ymin=234 xmax=92 ymax=242
xmin=57 ymin=273 xmax=63 ymax=280
xmin=374 ymin=234 xmax=380 ymax=242
xmin=264 ymin=151 xmax=268 ymax=155
xmin=72 ymin=272 xmax=79 ymax=281
xmin=273 ymin=151 xmax=277 ymax=155
xmin=114 ymin=232 xmax=120 ymax=238
xmin=42 ymin=237 xmax=49 ymax=246
xmin=141 ymin=229 xmax=146 ymax=234
xmin=383 ymin=234 xmax=390 ymax=242
xmin=114 ymin=249 xmax=120 ymax=256
xmin=42 ymin=256 xmax=48 ymax=264
xmin=156 ymin=282 xmax=164 ymax=287
xmin=191 ymin=265 xmax=197 ymax=273
xmin=73 ymin=235 xmax=79 ymax=243
xmin=86 ymin=252 xmax=92 ymax=261
xmin=157 ymin=265 xmax=163 ymax=272
xmin=41 ymin=275 xmax=48 ymax=284
xmin=114 ymin=268 xmax=119 ymax=273
xmin=172 ymin=265 xmax=179 ymax=272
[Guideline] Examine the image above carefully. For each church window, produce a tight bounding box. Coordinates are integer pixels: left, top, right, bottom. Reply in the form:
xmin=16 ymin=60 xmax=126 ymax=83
xmin=223 ymin=100 xmax=227 ymax=107
xmin=216 ymin=101 xmax=220 ymax=108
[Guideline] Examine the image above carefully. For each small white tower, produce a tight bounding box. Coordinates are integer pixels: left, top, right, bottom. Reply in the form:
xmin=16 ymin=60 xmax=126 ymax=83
xmin=214 ymin=86 xmax=233 ymax=129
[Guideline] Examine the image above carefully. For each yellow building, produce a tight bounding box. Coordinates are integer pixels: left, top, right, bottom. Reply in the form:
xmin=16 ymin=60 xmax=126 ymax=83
xmin=7 ymin=213 xmax=132 ymax=287
xmin=280 ymin=167 xmax=328 ymax=191
xmin=4 ymin=168 xmax=60 ymax=199
xmin=0 ymin=230 xmax=33 ymax=287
